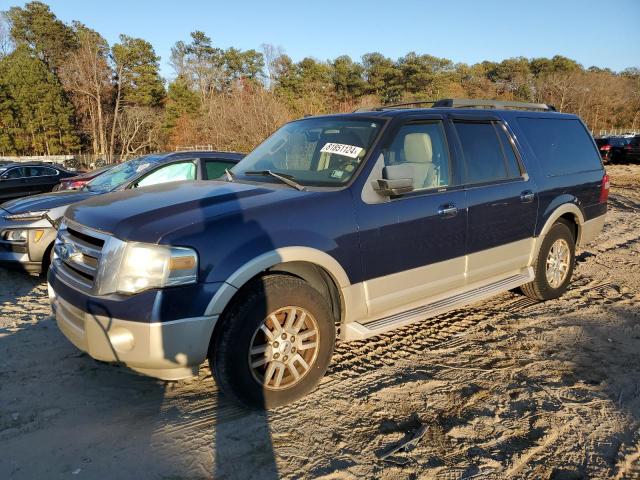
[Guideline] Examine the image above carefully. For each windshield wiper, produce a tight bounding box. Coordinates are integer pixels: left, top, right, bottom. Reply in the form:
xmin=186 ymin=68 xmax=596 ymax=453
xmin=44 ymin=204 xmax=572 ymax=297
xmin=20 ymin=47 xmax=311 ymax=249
xmin=244 ymin=170 xmax=306 ymax=191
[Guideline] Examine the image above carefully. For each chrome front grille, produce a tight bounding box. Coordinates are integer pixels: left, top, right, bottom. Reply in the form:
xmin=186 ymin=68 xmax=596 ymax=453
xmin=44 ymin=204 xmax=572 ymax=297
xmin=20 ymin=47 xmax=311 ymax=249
xmin=54 ymin=221 xmax=108 ymax=293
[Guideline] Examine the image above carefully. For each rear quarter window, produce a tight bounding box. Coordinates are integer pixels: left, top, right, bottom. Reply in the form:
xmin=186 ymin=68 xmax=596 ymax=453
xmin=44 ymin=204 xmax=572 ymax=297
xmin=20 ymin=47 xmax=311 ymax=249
xmin=518 ymin=117 xmax=602 ymax=176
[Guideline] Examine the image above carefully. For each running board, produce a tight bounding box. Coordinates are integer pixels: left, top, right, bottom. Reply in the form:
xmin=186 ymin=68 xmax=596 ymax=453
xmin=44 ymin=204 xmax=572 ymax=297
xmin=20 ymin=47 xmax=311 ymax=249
xmin=342 ymin=268 xmax=533 ymax=341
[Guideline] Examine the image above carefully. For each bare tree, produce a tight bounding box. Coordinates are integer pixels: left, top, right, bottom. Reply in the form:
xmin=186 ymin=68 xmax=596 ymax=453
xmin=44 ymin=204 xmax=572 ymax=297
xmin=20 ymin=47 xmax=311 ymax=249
xmin=117 ymin=106 xmax=161 ymax=160
xmin=0 ymin=15 xmax=13 ymax=58
xmin=261 ymin=43 xmax=285 ymax=88
xmin=59 ymin=26 xmax=113 ymax=159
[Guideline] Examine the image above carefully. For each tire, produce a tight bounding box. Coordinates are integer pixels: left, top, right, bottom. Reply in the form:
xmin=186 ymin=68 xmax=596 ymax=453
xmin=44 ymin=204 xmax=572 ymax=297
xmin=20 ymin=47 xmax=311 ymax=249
xmin=39 ymin=242 xmax=55 ymax=278
xmin=210 ymin=274 xmax=335 ymax=409
xmin=521 ymin=221 xmax=576 ymax=301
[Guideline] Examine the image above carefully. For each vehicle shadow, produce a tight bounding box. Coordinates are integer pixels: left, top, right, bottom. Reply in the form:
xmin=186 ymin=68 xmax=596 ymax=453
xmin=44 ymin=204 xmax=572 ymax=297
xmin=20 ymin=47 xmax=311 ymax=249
xmin=161 ymin=182 xmax=279 ymax=478
xmin=5 ymin=182 xmax=279 ymax=479
xmin=0 ymin=278 xmax=279 ymax=479
xmin=0 ymin=279 xmax=172 ymax=478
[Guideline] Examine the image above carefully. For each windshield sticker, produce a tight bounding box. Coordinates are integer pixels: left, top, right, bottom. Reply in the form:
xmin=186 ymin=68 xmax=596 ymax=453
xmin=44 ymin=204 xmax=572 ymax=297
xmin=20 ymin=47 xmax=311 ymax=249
xmin=320 ymin=142 xmax=363 ymax=159
xmin=330 ymin=169 xmax=345 ymax=179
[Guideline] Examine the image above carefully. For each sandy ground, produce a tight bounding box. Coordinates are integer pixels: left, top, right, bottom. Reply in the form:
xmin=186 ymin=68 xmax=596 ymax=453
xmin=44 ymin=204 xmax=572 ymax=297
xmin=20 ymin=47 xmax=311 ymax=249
xmin=1 ymin=165 xmax=639 ymax=480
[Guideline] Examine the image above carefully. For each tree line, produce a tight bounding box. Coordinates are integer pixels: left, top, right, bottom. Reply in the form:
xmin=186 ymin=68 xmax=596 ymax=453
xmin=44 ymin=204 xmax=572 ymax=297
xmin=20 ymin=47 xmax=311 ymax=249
xmin=0 ymin=1 xmax=638 ymax=160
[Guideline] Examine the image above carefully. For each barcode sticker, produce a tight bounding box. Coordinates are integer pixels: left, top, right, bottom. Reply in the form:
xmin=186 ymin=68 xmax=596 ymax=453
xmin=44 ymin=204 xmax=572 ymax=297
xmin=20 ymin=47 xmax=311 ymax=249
xmin=320 ymin=142 xmax=363 ymax=159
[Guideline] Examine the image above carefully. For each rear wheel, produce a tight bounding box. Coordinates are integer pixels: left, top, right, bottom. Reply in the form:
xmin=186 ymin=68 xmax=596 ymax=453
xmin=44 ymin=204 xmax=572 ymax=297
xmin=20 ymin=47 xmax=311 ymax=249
xmin=210 ymin=274 xmax=335 ymax=409
xmin=521 ymin=221 xmax=576 ymax=300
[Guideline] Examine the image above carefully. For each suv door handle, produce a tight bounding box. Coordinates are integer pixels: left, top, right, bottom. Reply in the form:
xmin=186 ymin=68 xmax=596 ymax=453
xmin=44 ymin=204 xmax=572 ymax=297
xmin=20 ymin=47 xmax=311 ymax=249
xmin=520 ymin=190 xmax=535 ymax=203
xmin=438 ymin=204 xmax=458 ymax=218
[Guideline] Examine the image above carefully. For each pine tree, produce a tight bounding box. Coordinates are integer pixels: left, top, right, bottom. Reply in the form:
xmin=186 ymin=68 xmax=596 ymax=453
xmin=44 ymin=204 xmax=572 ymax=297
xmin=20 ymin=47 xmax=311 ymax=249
xmin=0 ymin=45 xmax=78 ymax=154
xmin=112 ymin=35 xmax=165 ymax=108
xmin=6 ymin=1 xmax=77 ymax=73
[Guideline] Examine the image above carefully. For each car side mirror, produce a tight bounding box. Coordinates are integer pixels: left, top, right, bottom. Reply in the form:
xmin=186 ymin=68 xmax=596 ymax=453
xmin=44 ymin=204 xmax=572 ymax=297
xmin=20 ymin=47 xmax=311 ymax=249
xmin=372 ymin=178 xmax=414 ymax=196
xmin=371 ymin=164 xmax=414 ymax=197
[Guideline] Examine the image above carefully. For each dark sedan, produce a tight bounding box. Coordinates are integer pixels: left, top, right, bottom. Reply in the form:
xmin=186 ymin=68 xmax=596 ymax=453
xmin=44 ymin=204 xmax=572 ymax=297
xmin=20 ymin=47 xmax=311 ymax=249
xmin=53 ymin=165 xmax=112 ymax=191
xmin=0 ymin=163 xmax=77 ymax=201
xmin=0 ymin=150 xmax=243 ymax=274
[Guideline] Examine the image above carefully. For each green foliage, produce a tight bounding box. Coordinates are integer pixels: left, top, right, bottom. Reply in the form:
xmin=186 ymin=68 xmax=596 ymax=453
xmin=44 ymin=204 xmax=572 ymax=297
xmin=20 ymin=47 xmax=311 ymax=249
xmin=170 ymin=31 xmax=265 ymax=97
xmin=164 ymin=74 xmax=200 ymax=129
xmin=112 ymin=34 xmax=165 ymax=107
xmin=362 ymin=52 xmax=402 ymax=102
xmin=0 ymin=45 xmax=78 ymax=154
xmin=332 ymin=55 xmax=365 ymax=100
xmin=6 ymin=1 xmax=77 ymax=72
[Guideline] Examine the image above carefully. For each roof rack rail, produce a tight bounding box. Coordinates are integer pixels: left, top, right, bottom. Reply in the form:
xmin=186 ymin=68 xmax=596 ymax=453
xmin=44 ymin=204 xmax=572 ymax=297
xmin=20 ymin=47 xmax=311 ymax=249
xmin=353 ymin=98 xmax=556 ymax=113
xmin=379 ymin=100 xmax=437 ymax=110
xmin=432 ymin=98 xmax=556 ymax=111
xmin=352 ymin=100 xmax=437 ymax=113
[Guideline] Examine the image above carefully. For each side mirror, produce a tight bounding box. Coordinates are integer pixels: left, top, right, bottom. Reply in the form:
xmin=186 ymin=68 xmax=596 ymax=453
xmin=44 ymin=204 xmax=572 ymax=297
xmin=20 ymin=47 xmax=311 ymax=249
xmin=371 ymin=164 xmax=414 ymax=197
xmin=372 ymin=178 xmax=414 ymax=197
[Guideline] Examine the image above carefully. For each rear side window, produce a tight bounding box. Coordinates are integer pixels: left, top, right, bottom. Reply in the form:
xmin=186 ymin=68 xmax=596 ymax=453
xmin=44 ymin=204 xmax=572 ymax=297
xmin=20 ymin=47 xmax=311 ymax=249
xmin=454 ymin=121 xmax=522 ymax=184
xmin=518 ymin=117 xmax=602 ymax=176
xmin=204 ymin=160 xmax=237 ymax=180
xmin=27 ymin=166 xmax=57 ymax=176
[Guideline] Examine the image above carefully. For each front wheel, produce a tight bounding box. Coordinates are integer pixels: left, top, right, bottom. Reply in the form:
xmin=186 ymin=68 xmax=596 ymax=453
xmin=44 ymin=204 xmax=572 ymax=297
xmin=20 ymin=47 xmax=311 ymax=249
xmin=210 ymin=274 xmax=335 ymax=409
xmin=521 ymin=221 xmax=576 ymax=301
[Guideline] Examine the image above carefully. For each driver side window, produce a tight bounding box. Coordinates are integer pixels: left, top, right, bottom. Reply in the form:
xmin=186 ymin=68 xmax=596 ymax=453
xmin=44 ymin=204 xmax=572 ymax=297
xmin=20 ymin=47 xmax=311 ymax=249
xmin=383 ymin=122 xmax=452 ymax=191
xmin=135 ymin=161 xmax=196 ymax=188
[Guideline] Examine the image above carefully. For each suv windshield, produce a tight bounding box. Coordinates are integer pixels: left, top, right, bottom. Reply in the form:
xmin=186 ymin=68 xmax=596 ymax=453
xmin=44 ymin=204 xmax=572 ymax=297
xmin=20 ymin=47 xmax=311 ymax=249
xmin=83 ymin=155 xmax=162 ymax=193
xmin=233 ymin=117 xmax=384 ymax=187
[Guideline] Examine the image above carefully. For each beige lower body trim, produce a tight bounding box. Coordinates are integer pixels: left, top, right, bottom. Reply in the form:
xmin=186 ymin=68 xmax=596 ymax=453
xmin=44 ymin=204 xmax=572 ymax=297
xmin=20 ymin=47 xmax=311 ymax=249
xmin=579 ymin=214 xmax=606 ymax=247
xmin=466 ymin=238 xmax=533 ymax=285
xmin=363 ymin=257 xmax=466 ymax=316
xmin=50 ymin=284 xmax=217 ymax=380
xmin=357 ymin=238 xmax=533 ymax=319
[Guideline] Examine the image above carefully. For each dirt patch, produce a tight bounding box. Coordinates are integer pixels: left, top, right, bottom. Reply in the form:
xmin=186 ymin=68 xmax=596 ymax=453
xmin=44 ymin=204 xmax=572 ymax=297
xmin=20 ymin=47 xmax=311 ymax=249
xmin=1 ymin=165 xmax=639 ymax=479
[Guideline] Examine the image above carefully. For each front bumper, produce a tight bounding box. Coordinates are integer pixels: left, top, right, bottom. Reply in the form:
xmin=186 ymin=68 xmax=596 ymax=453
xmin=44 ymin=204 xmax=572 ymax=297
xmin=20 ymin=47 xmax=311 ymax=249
xmin=49 ymin=281 xmax=220 ymax=380
xmin=0 ymin=215 xmax=57 ymax=273
xmin=0 ymin=248 xmax=41 ymax=273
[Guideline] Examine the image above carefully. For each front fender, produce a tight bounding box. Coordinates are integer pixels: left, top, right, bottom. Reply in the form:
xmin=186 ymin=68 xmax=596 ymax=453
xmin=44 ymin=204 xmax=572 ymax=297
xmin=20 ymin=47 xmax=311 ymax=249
xmin=203 ymin=245 xmax=351 ymax=317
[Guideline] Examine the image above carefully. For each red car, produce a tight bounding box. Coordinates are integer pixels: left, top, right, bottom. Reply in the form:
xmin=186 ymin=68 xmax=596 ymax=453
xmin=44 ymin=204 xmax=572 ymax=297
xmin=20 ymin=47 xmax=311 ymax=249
xmin=53 ymin=165 xmax=111 ymax=191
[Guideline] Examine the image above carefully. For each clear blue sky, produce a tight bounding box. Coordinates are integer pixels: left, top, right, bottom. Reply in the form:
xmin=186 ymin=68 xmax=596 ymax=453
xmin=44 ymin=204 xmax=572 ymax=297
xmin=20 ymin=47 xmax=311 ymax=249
xmin=3 ymin=0 xmax=639 ymax=79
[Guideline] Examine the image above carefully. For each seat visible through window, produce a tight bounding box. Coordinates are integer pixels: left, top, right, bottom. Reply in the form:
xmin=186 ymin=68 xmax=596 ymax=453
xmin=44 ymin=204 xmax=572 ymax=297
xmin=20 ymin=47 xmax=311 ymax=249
xmin=403 ymin=132 xmax=437 ymax=189
xmin=383 ymin=122 xmax=451 ymax=190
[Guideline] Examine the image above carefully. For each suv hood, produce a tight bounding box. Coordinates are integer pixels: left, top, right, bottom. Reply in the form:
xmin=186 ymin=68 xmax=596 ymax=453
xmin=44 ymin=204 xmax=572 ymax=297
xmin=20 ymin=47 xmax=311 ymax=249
xmin=65 ymin=180 xmax=308 ymax=244
xmin=1 ymin=190 xmax=98 ymax=214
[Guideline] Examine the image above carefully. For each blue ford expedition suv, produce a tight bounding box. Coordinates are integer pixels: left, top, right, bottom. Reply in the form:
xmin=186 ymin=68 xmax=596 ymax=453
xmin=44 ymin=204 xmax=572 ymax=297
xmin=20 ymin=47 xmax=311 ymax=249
xmin=48 ymin=99 xmax=608 ymax=409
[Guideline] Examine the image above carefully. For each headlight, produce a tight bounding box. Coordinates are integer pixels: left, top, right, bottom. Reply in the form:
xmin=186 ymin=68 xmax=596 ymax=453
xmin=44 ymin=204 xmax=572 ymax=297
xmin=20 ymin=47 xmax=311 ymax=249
xmin=4 ymin=211 xmax=48 ymax=221
xmin=1 ymin=229 xmax=28 ymax=242
xmin=116 ymin=242 xmax=198 ymax=294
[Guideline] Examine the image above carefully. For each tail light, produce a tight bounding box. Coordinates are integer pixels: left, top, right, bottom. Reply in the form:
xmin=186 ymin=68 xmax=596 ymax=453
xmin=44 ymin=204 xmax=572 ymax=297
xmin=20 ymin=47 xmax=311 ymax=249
xmin=599 ymin=173 xmax=610 ymax=203
xmin=600 ymin=144 xmax=611 ymax=151
xmin=68 ymin=180 xmax=87 ymax=189
xmin=61 ymin=180 xmax=86 ymax=190
xmin=624 ymin=145 xmax=632 ymax=151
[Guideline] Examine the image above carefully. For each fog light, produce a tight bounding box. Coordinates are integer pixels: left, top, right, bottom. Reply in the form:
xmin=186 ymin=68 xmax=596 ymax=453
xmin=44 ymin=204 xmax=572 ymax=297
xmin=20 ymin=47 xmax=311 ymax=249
xmin=108 ymin=327 xmax=135 ymax=353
